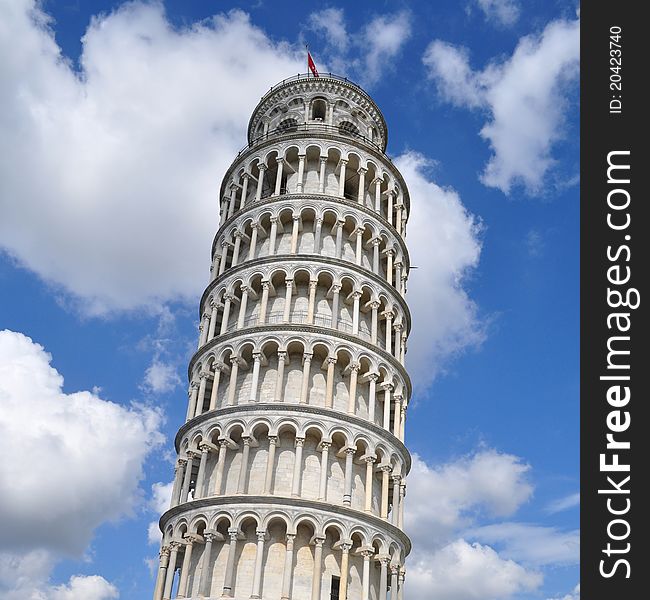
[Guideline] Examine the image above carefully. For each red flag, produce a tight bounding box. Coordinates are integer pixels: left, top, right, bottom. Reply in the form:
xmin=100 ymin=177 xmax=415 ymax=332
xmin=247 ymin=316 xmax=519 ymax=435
xmin=307 ymin=51 xmax=319 ymax=77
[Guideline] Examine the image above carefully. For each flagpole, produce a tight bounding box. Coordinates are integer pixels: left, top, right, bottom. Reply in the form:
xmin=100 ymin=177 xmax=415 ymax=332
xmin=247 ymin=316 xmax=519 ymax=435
xmin=305 ymin=43 xmax=309 ymax=77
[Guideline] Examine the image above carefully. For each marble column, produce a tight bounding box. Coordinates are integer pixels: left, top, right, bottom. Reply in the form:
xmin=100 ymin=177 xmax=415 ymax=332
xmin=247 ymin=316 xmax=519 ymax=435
xmin=263 ymin=435 xmax=278 ymax=494
xmin=194 ymin=444 xmax=210 ymax=499
xmin=325 ymin=357 xmax=337 ymax=408
xmin=347 ymin=363 xmax=359 ymax=414
xmin=364 ymin=456 xmax=376 ymax=513
xmin=280 ymin=534 xmax=296 ymax=600
xmin=318 ymin=157 xmax=327 ymax=193
xmin=248 ymin=352 xmax=262 ymax=402
xmin=226 ymin=357 xmax=239 ymax=406
xmin=318 ymin=441 xmax=330 ymax=500
xmin=310 ymin=538 xmax=325 ymax=600
xmin=380 ymin=465 xmax=392 ymax=519
xmin=296 ymin=154 xmax=306 ymax=193
xmin=162 ymin=541 xmax=180 ymax=600
xmin=222 ymin=529 xmax=239 ymax=597
xmin=343 ymin=447 xmax=356 ymax=506
xmin=153 ymin=545 xmax=170 ymax=600
xmin=255 ymin=165 xmax=267 ymax=201
xmin=236 ymin=437 xmax=251 ymax=493
xmin=177 ymin=535 xmax=197 ymax=598
xmin=274 ymin=351 xmax=287 ymax=402
xmin=290 ymin=216 xmax=300 ymax=254
xmin=357 ymin=167 xmax=367 ymax=204
xmin=338 ymin=159 xmax=348 ymax=197
xmin=300 ymin=352 xmax=312 ymax=404
xmin=361 ymin=549 xmax=374 ymax=600
xmin=291 ymin=437 xmax=305 ymax=496
xmin=198 ymin=532 xmax=216 ymax=597
xmin=274 ymin=158 xmax=284 ymax=196
xmin=213 ymin=440 xmax=228 ymax=495
xmin=307 ymin=280 xmax=318 ymax=323
xmin=338 ymin=542 xmax=352 ymax=600
xmin=250 ymin=530 xmax=266 ymax=599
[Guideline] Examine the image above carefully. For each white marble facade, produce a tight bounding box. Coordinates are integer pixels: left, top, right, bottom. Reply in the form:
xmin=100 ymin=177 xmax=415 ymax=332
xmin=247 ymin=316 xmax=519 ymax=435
xmin=153 ymin=74 xmax=412 ymax=600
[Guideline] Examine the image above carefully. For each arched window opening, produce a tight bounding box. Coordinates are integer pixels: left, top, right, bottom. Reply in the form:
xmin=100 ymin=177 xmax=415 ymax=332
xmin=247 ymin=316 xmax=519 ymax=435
xmin=276 ymin=118 xmax=298 ymax=133
xmin=339 ymin=121 xmax=360 ymax=137
xmin=312 ymin=99 xmax=327 ymax=121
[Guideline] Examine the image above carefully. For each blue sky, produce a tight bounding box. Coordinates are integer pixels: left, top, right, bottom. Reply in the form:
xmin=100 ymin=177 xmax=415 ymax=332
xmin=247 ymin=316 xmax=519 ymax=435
xmin=0 ymin=1 xmax=579 ymax=599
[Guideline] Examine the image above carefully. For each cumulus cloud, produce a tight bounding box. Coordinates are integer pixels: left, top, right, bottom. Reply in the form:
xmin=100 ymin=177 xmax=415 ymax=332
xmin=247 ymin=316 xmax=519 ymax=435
xmin=467 ymin=523 xmax=580 ymax=566
xmin=147 ymin=481 xmax=174 ymax=545
xmin=0 ymin=550 xmax=118 ymax=600
xmin=423 ymin=18 xmax=579 ymax=195
xmin=408 ymin=539 xmax=541 ymax=600
xmin=403 ymin=451 xmax=579 ymax=599
xmin=396 ymin=152 xmax=485 ymax=388
xmin=307 ymin=7 xmax=348 ymax=54
xmin=0 ymin=0 xmax=303 ymax=315
xmin=475 ymin=0 xmax=521 ymax=27
xmin=547 ymin=583 xmax=580 ymax=600
xmin=405 ymin=451 xmax=533 ymax=547
xmin=142 ymin=359 xmax=181 ymax=393
xmin=304 ymin=8 xmax=411 ymax=86
xmin=0 ymin=329 xmax=164 ymax=595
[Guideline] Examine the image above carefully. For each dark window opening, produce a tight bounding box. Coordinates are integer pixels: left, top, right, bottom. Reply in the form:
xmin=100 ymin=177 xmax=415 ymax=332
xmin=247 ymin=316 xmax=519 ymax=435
xmin=330 ymin=575 xmax=341 ymax=600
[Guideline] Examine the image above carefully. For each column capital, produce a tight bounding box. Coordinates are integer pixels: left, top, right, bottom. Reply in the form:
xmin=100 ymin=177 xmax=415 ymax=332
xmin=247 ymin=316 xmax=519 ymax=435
xmin=368 ymin=300 xmax=381 ymax=310
xmin=229 ymin=356 xmax=240 ymax=366
xmin=308 ymin=279 xmax=318 ymax=289
xmin=204 ymin=532 xmax=217 ymax=543
xmin=380 ymin=463 xmax=393 ymax=473
xmin=277 ymin=350 xmax=287 ymax=361
xmin=312 ymin=536 xmax=326 ymax=547
xmin=242 ymin=436 xmax=252 ymax=447
xmin=382 ymin=247 xmax=396 ymax=257
xmin=364 ymin=455 xmax=377 ymax=464
xmin=349 ymin=362 xmax=361 ymax=372
xmin=160 ymin=545 xmax=171 ymax=558
xmin=319 ymin=441 xmax=331 ymax=450
xmin=261 ymin=280 xmax=271 ymax=290
xmin=390 ymin=564 xmax=400 ymax=575
xmin=168 ymin=540 xmax=182 ymax=551
xmin=242 ymin=172 xmax=250 ymax=180
xmin=297 ymin=153 xmax=306 ymax=159
xmin=258 ymin=163 xmax=267 ymax=172
xmin=199 ymin=370 xmax=209 ymax=380
xmin=367 ymin=372 xmax=380 ymax=382
xmin=286 ymin=533 xmax=297 ymax=543
xmin=275 ymin=157 xmax=285 ymax=165
xmin=350 ymin=290 xmax=363 ymax=300
xmin=381 ymin=309 xmax=395 ymax=319
xmin=326 ymin=356 xmax=337 ymax=366
xmin=319 ymin=156 xmax=328 ymax=164
xmin=360 ymin=548 xmax=375 ymax=559
xmin=255 ymin=529 xmax=267 ymax=542
xmin=284 ymin=278 xmax=294 ymax=287
xmin=294 ymin=437 xmax=305 ymax=448
xmin=345 ymin=446 xmax=357 ymax=456
xmin=357 ymin=166 xmax=367 ymax=174
xmin=380 ymin=381 xmax=394 ymax=391
xmin=302 ymin=352 xmax=313 ymax=362
xmin=270 ymin=216 xmax=280 ymax=224
xmin=331 ymin=283 xmax=342 ymax=293
xmin=375 ymin=553 xmax=391 ymax=564
xmin=371 ymin=237 xmax=382 ymax=247
xmin=268 ymin=435 xmax=278 ymax=445
xmin=391 ymin=473 xmax=402 ymax=483
xmin=227 ymin=528 xmax=240 ymax=541
xmin=176 ymin=457 xmax=188 ymax=469
xmin=252 ymin=351 xmax=263 ymax=362
xmin=198 ymin=443 xmax=212 ymax=453
xmin=186 ymin=449 xmax=200 ymax=460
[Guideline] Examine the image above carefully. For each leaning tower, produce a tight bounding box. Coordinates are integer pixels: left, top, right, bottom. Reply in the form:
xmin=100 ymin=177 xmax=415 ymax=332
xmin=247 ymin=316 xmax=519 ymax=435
xmin=154 ymin=73 xmax=412 ymax=600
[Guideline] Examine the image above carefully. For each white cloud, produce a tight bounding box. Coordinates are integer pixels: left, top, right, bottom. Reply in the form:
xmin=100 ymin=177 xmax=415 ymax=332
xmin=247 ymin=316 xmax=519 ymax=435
xmin=547 ymin=583 xmax=580 ymax=600
xmin=467 ymin=523 xmax=579 ymax=566
xmin=0 ymin=329 xmax=165 ymax=595
xmin=405 ymin=451 xmax=533 ymax=547
xmin=142 ymin=359 xmax=181 ymax=393
xmin=0 ymin=0 xmax=303 ymax=315
xmin=423 ymin=18 xmax=579 ymax=195
xmin=47 ymin=575 xmax=119 ymax=600
xmin=396 ymin=152 xmax=485 ymax=388
xmin=148 ymin=481 xmax=174 ymax=545
xmin=304 ymin=9 xmax=411 ymax=86
xmin=408 ymin=539 xmax=542 ymax=600
xmin=0 ymin=550 xmax=118 ymax=600
xmin=307 ymin=8 xmax=348 ymax=54
xmin=475 ymin=0 xmax=521 ymax=27
xmin=545 ymin=492 xmax=580 ymax=514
